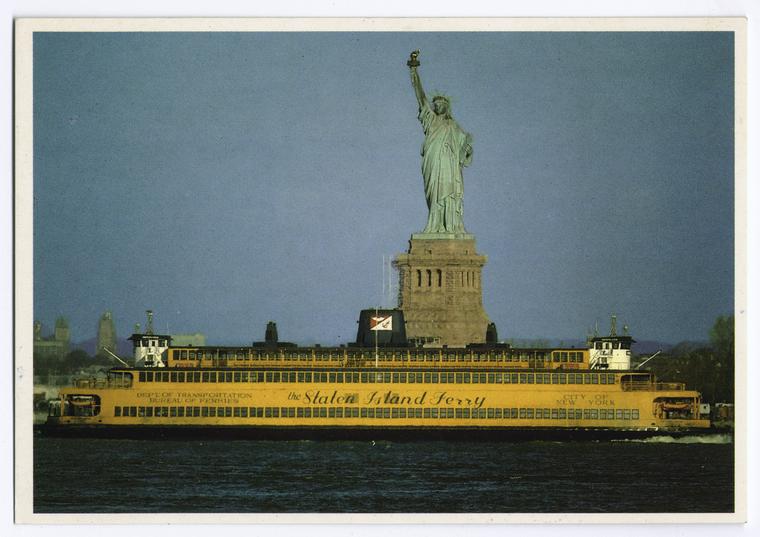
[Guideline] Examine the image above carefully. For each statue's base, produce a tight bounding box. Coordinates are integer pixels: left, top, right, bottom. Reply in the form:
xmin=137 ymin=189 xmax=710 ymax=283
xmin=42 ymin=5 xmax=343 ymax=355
xmin=394 ymin=235 xmax=491 ymax=348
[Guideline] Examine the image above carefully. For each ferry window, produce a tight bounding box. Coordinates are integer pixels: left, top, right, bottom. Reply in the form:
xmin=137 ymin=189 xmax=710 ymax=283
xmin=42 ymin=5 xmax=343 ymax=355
xmin=301 ymin=408 xmax=310 ymax=418
xmin=608 ymin=374 xmax=616 ymax=384
xmin=138 ymin=406 xmax=146 ymax=417
xmin=583 ymin=409 xmax=591 ymax=419
xmin=526 ymin=409 xmax=534 ymax=419
xmin=139 ymin=372 xmax=146 ymax=382
xmin=526 ymin=373 xmax=534 ymax=384
xmin=233 ymin=407 xmax=242 ymax=417
xmin=178 ymin=372 xmax=186 ymax=383
xmin=181 ymin=350 xmax=188 ymax=360
xmin=237 ymin=371 xmax=247 ymax=382
xmin=519 ymin=373 xmax=527 ymax=384
xmin=590 ymin=409 xmax=598 ymax=420
xmin=623 ymin=409 xmax=631 ymax=420
xmin=175 ymin=407 xmax=184 ymax=417
xmin=462 ymin=409 xmax=471 ymax=418
xmin=207 ymin=407 xmax=215 ymax=417
xmin=145 ymin=407 xmax=153 ymax=418
xmin=169 ymin=407 xmax=178 ymax=417
xmin=297 ymin=407 xmax=305 ymax=418
xmin=616 ymin=409 xmax=624 ymax=420
xmin=241 ymin=407 xmax=248 ymax=418
xmin=632 ymin=409 xmax=639 ymax=419
xmin=191 ymin=372 xmax=200 ymax=383
xmin=519 ymin=408 xmax=526 ymax=419
xmin=424 ymin=373 xmax=432 ymax=383
xmin=600 ymin=375 xmax=607 ymax=385
xmin=583 ymin=374 xmax=591 ymax=384
xmin=336 ymin=408 xmax=344 ymax=418
xmin=558 ymin=409 xmax=566 ymax=419
xmin=487 ymin=373 xmax=495 ymax=384
xmin=193 ymin=407 xmax=201 ymax=417
xmin=265 ymin=407 xmax=272 ymax=418
xmin=318 ymin=408 xmax=327 ymax=418
xmin=535 ymin=374 xmax=543 ymax=384
xmin=335 ymin=372 xmax=343 ymax=383
xmin=591 ymin=374 xmax=598 ymax=384
xmin=559 ymin=374 xmax=567 ymax=384
xmin=233 ymin=372 xmax=241 ymax=382
xmin=329 ymin=372 xmax=336 ymax=383
xmin=265 ymin=372 xmax=273 ymax=383
xmin=114 ymin=406 xmax=121 ymax=417
xmin=169 ymin=372 xmax=178 ymax=382
xmin=189 ymin=351 xmax=196 ymax=359
xmin=202 ymin=407 xmax=210 ymax=417
xmin=455 ymin=373 xmax=464 ymax=384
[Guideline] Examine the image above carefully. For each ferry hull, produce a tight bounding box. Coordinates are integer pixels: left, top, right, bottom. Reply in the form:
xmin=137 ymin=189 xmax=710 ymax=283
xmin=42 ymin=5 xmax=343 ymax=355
xmin=37 ymin=423 xmax=716 ymax=442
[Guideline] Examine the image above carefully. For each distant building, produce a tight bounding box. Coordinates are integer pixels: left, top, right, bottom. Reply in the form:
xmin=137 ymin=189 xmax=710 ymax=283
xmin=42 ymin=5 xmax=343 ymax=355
xmin=96 ymin=311 xmax=117 ymax=357
xmin=170 ymin=333 xmax=206 ymax=346
xmin=33 ymin=317 xmax=70 ymax=359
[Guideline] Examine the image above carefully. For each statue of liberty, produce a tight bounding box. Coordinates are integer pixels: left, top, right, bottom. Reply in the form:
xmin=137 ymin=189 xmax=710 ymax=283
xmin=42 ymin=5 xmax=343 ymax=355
xmin=408 ymin=50 xmax=473 ymax=234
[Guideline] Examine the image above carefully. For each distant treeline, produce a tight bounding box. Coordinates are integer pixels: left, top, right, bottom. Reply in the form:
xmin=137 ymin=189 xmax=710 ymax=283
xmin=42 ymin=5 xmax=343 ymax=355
xmin=33 ymin=350 xmax=113 ymax=376
xmin=641 ymin=315 xmax=734 ymax=404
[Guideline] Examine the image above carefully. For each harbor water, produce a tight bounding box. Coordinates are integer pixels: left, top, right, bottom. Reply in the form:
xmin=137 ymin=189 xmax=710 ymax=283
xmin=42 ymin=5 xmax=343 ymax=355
xmin=33 ymin=434 xmax=734 ymax=513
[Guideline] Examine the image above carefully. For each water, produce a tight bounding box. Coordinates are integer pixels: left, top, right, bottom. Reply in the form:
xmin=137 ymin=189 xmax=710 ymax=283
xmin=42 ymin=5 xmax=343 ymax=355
xmin=33 ymin=434 xmax=734 ymax=513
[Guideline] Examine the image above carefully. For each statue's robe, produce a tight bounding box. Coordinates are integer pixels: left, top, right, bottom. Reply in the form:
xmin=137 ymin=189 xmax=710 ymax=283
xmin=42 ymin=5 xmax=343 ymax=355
xmin=418 ymin=100 xmax=472 ymax=233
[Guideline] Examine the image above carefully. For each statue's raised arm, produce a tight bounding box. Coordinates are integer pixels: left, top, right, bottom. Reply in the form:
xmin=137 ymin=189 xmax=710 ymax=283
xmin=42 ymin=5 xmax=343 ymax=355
xmin=407 ymin=50 xmax=427 ymax=108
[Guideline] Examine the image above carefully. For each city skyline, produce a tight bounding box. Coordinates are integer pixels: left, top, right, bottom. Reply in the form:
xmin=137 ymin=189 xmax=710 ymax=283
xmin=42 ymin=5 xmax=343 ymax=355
xmin=33 ymin=30 xmax=735 ymax=346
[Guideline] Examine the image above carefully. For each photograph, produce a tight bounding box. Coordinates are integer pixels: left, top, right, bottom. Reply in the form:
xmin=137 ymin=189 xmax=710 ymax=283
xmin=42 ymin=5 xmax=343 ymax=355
xmin=14 ymin=18 xmax=745 ymax=522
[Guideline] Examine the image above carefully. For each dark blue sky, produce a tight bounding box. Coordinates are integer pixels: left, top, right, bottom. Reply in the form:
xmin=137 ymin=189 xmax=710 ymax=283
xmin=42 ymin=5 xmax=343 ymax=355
xmin=33 ymin=31 xmax=734 ymax=346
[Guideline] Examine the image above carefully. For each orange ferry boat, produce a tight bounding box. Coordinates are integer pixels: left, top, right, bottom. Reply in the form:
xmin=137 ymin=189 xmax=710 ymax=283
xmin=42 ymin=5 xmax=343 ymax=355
xmin=43 ymin=311 xmax=711 ymax=439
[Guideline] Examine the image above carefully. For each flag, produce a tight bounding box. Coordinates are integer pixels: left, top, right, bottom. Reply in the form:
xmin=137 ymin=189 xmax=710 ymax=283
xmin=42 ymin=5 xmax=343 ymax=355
xmin=370 ymin=315 xmax=393 ymax=331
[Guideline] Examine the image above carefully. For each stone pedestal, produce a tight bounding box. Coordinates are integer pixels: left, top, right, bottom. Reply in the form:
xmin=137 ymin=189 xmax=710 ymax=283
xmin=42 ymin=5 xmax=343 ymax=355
xmin=394 ymin=233 xmax=490 ymax=348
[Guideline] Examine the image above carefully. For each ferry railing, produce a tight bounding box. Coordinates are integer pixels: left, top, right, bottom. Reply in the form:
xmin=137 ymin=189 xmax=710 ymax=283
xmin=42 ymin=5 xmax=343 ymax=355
xmin=654 ymin=382 xmax=686 ymax=391
xmin=72 ymin=377 xmax=133 ymax=389
xmin=622 ymin=381 xmax=686 ymax=391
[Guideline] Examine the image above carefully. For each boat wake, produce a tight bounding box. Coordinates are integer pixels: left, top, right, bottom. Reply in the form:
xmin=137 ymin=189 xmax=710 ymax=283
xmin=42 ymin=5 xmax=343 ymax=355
xmin=613 ymin=433 xmax=732 ymax=444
